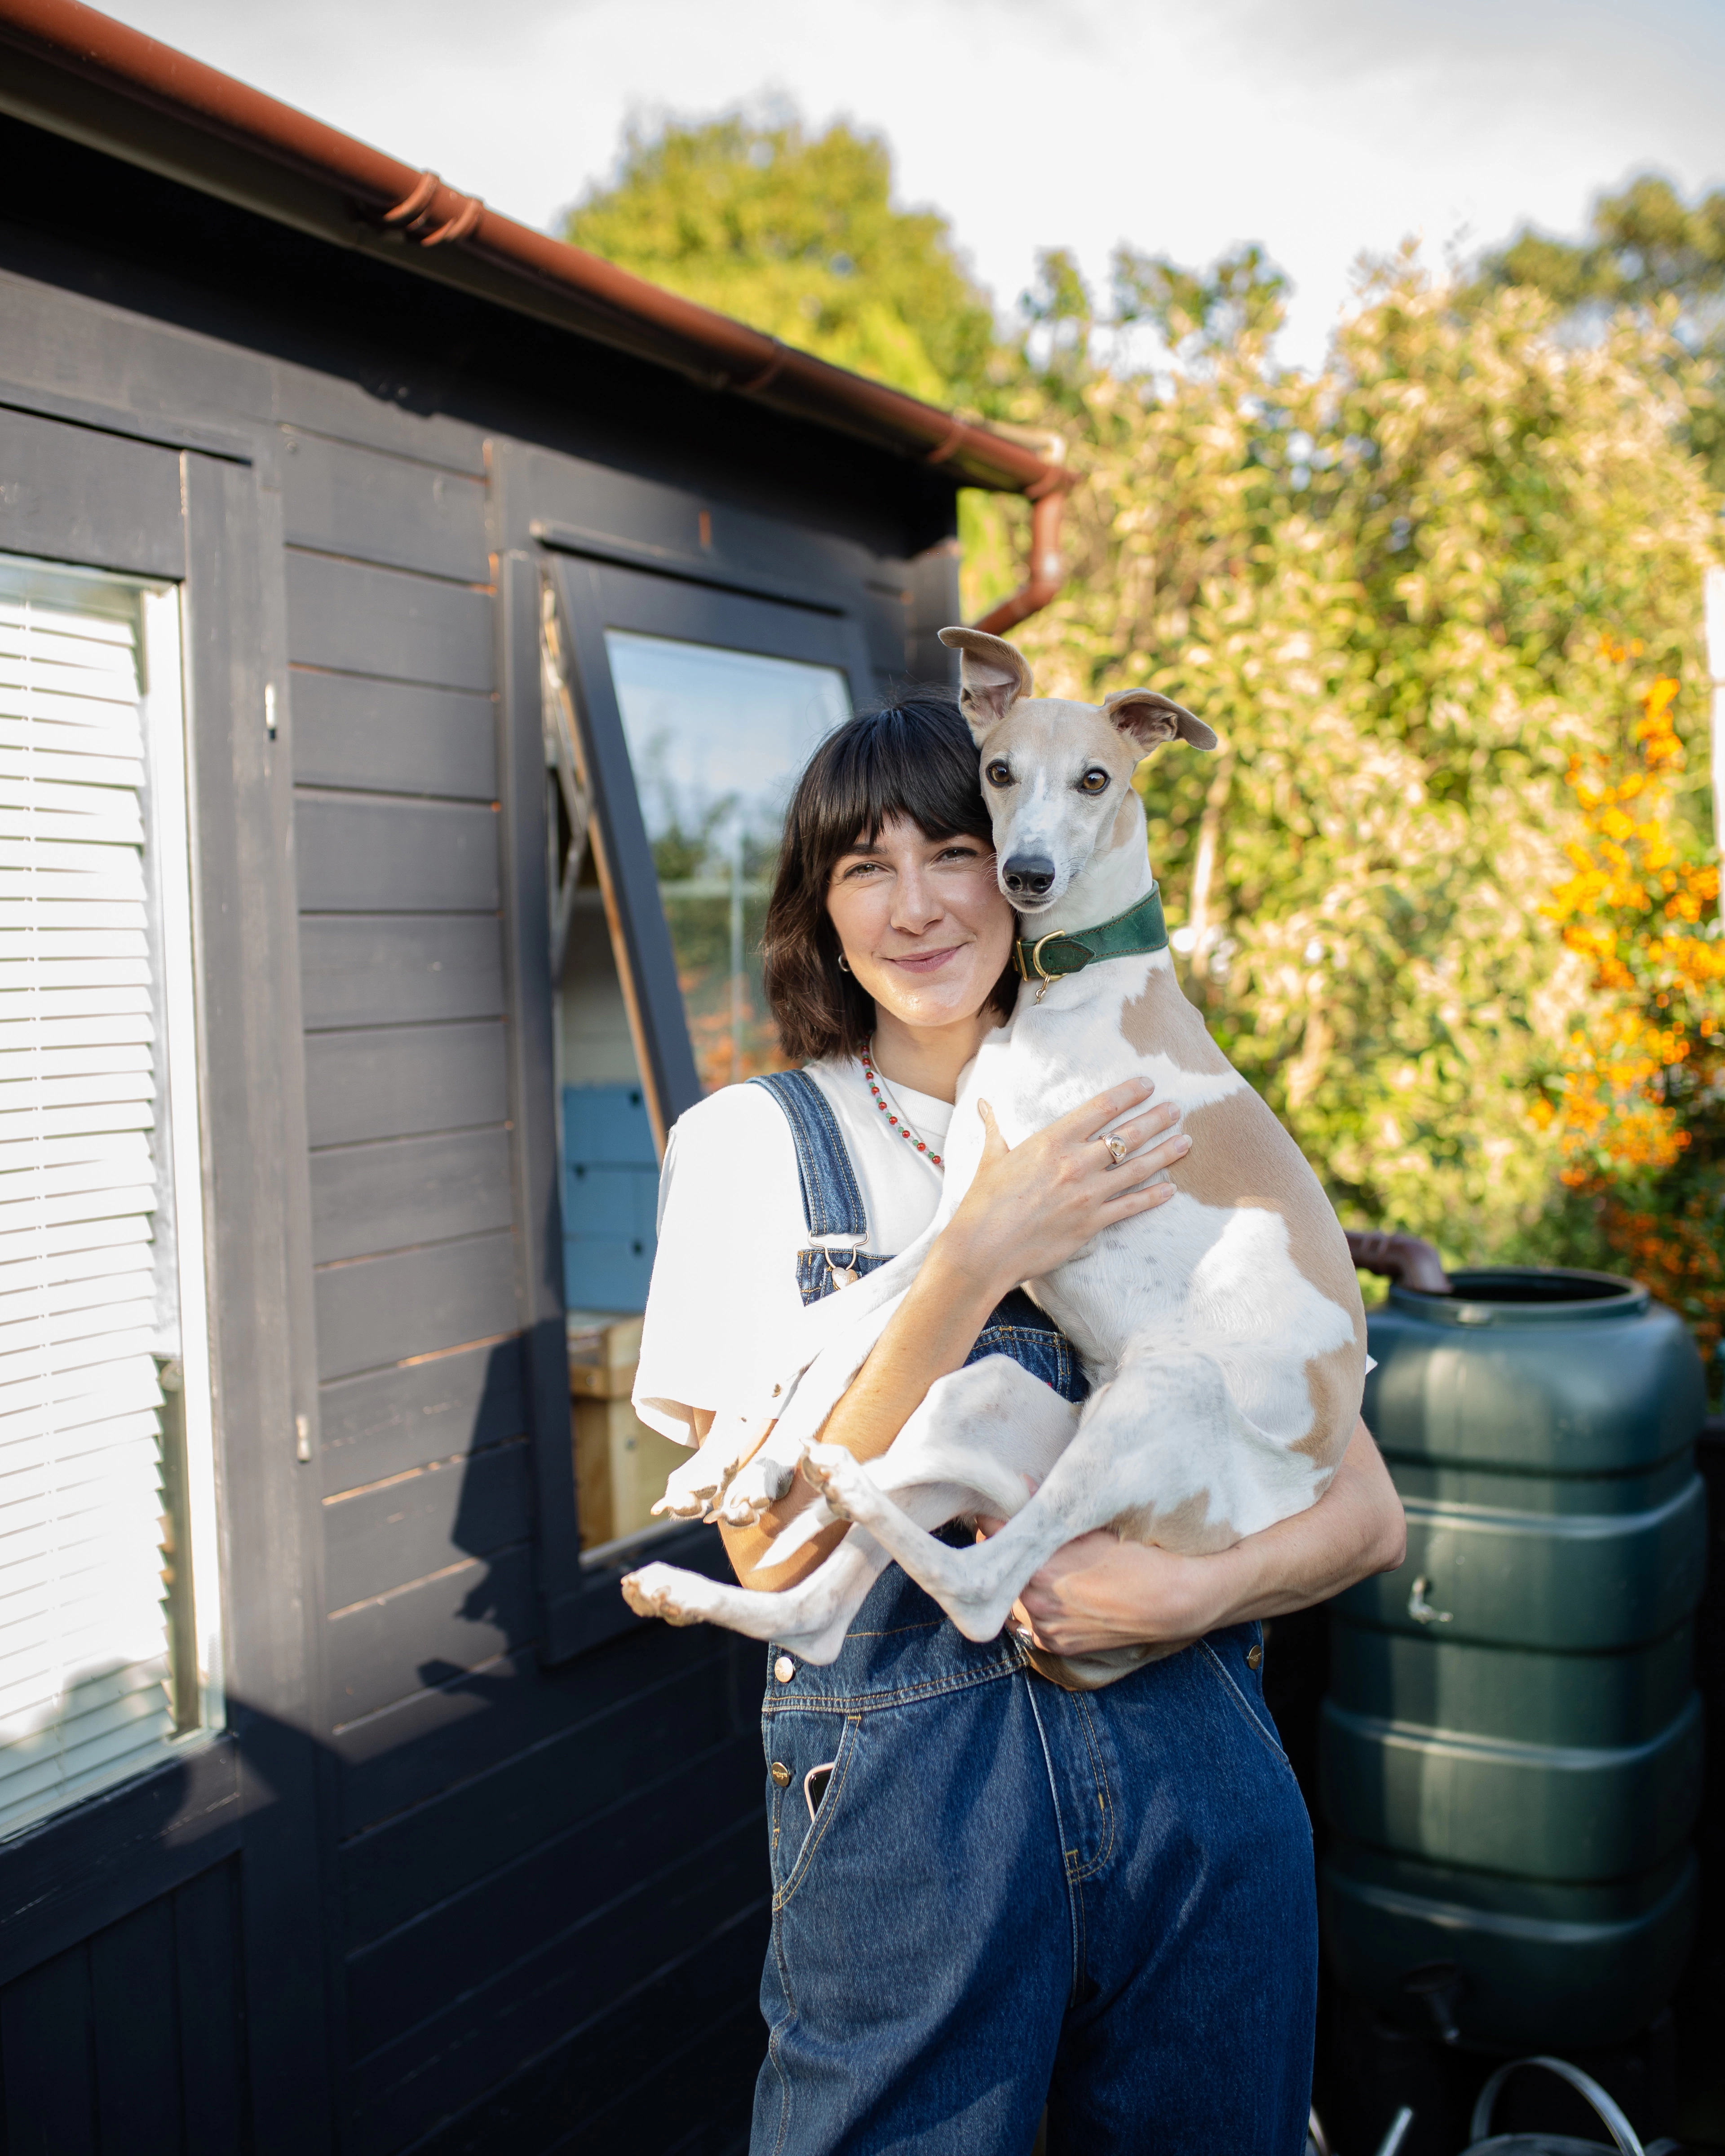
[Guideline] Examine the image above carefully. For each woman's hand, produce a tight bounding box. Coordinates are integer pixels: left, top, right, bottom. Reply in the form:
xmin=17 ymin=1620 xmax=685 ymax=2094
xmin=938 ymin=1080 xmax=1189 ymax=1305
xmin=991 ymin=1418 xmax=1407 ymax=1657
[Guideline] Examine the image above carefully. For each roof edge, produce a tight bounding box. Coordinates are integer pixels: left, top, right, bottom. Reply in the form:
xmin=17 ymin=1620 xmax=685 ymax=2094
xmin=0 ymin=0 xmax=1070 ymax=498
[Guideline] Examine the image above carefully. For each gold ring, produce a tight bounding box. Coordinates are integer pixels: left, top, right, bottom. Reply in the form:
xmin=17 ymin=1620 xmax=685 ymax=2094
xmin=1101 ymin=1131 xmax=1128 ymax=1167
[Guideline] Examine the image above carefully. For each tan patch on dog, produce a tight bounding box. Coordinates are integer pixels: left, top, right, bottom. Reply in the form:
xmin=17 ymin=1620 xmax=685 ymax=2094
xmin=1119 ymin=961 xmax=1234 ymax=1075
xmin=1111 ymin=1486 xmax=1238 ymax=1556
xmin=1161 ymin=1073 xmax=1366 ymax=1476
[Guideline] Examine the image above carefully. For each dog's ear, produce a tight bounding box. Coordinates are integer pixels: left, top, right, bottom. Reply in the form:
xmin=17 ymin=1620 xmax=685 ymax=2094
xmin=1103 ymin=689 xmax=1219 ymax=757
xmin=938 ymin=627 xmax=1035 ymax=740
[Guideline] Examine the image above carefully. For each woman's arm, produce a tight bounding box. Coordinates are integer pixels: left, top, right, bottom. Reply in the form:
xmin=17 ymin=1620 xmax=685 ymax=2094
xmin=1003 ymin=1419 xmax=1407 ymax=1658
xmin=720 ymin=1078 xmax=1190 ymax=1590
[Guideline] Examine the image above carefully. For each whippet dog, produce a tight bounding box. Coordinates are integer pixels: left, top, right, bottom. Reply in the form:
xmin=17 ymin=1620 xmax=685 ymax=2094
xmin=623 ymin=627 xmax=1366 ymax=1687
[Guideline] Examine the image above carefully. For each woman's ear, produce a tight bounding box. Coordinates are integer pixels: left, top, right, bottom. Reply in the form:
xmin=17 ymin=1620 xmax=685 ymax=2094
xmin=1103 ymin=689 xmax=1219 ymax=756
xmin=939 ymin=627 xmax=1035 ymax=740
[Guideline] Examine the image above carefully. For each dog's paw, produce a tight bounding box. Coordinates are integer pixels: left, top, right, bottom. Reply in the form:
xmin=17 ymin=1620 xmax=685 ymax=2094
xmin=799 ymin=1442 xmax=862 ymax=1521
xmin=622 ymin=1563 xmax=706 ymax=1626
xmin=653 ymin=1458 xmax=724 ymax=1519
xmin=651 ymin=1488 xmax=713 ymax=1521
xmin=717 ymin=1453 xmax=796 ymax=1526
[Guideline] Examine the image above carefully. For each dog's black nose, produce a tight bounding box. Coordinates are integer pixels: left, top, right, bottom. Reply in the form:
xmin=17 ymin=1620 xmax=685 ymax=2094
xmin=1002 ymin=854 xmax=1056 ymax=898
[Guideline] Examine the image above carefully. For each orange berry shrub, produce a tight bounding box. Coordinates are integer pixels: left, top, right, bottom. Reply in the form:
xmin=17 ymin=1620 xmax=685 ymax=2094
xmin=1536 ymin=656 xmax=1725 ymax=1372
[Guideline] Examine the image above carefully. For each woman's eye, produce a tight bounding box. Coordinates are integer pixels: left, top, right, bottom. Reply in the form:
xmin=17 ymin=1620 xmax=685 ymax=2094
xmin=985 ymin=760 xmax=1013 ymax=788
xmin=1079 ymin=768 xmax=1110 ymax=795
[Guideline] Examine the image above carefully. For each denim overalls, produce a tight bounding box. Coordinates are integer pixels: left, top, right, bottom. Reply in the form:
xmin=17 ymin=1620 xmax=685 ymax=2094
xmin=747 ymin=1073 xmax=1318 ymax=2156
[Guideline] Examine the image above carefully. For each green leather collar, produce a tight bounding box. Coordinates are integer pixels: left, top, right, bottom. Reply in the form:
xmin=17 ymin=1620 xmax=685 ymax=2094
xmin=1013 ymin=884 xmax=1168 ymax=990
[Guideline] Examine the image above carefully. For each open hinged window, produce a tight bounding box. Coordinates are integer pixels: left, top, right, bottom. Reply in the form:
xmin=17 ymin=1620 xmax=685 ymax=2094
xmin=538 ymin=553 xmax=860 ymax=1564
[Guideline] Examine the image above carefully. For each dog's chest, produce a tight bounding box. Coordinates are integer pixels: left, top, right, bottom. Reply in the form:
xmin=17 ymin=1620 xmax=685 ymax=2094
xmin=969 ymin=954 xmax=1244 ymax=1146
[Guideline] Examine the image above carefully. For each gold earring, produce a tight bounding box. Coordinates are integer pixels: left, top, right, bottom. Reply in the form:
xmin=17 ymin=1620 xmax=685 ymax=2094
xmin=838 ymin=954 xmax=851 ymax=973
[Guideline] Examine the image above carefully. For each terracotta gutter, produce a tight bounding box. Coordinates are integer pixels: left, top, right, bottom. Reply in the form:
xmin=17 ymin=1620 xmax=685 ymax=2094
xmin=0 ymin=0 xmax=1072 ymax=524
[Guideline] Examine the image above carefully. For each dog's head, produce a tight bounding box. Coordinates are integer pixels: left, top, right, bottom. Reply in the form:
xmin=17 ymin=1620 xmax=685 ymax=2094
xmin=938 ymin=627 xmax=1217 ymax=916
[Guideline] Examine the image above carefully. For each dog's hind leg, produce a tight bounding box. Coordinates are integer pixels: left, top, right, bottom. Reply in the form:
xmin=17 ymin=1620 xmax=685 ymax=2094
xmin=804 ymin=1351 xmax=1243 ymax=1643
xmin=623 ymin=1530 xmax=892 ymax=1663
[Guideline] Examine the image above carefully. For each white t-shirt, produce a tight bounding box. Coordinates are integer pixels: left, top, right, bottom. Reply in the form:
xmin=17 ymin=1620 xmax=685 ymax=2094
xmin=633 ymin=1055 xmax=955 ymax=1445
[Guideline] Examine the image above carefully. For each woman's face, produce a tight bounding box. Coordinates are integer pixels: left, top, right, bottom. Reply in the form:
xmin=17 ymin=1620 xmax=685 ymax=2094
xmin=826 ymin=815 xmax=1015 ymax=1033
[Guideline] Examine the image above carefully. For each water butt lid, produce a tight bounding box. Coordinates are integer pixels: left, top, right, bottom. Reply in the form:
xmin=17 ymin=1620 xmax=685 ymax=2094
xmin=1389 ymin=1267 xmax=1647 ymax=1329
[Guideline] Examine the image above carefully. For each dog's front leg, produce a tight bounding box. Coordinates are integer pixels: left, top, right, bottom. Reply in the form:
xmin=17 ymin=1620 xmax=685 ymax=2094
xmin=716 ymin=1278 xmax=917 ymax=1525
xmin=653 ymin=1406 xmax=775 ymax=1520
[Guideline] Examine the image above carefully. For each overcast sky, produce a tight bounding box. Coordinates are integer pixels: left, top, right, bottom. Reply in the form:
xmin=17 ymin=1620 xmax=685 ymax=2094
xmin=104 ymin=0 xmax=1725 ymax=373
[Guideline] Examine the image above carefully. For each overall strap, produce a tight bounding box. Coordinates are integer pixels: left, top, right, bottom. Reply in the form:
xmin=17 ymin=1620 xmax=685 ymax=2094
xmin=749 ymin=1069 xmax=868 ymax=1242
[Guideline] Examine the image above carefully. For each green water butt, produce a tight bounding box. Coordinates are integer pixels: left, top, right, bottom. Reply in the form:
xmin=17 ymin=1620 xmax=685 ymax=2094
xmin=1322 ymin=1267 xmax=1708 ymax=2050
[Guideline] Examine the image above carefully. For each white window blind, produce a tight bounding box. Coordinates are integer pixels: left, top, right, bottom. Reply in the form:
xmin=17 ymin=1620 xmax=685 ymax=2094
xmin=0 ymin=560 xmax=217 ymax=1838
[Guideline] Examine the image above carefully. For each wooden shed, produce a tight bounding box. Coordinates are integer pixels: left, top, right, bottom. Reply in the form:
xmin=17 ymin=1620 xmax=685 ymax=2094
xmin=0 ymin=8 xmax=1066 ymax=2148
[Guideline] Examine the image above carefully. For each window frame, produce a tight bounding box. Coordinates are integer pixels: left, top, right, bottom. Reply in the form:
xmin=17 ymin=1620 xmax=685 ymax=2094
xmin=512 ymin=543 xmax=871 ymax=1658
xmin=0 ymin=557 xmax=226 ymax=1838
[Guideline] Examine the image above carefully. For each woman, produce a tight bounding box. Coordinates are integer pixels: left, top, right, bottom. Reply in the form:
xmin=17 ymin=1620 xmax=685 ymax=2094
xmin=634 ymin=694 xmax=1404 ymax=2156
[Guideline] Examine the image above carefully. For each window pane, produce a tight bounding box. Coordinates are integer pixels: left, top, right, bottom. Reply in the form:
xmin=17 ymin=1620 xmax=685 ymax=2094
xmin=0 ymin=558 xmax=216 ymax=1838
xmin=605 ymin=630 xmax=850 ymax=1091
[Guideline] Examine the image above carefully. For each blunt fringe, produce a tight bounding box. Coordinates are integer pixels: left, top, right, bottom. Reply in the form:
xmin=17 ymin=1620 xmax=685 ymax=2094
xmin=762 ymin=690 xmax=1016 ymax=1065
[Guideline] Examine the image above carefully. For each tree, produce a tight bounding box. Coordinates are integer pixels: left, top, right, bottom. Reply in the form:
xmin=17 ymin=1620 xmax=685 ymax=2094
xmin=1477 ymin=174 xmax=1725 ymax=489
xmin=564 ymin=112 xmax=999 ymax=409
xmin=1004 ymin=250 xmax=1721 ymax=1263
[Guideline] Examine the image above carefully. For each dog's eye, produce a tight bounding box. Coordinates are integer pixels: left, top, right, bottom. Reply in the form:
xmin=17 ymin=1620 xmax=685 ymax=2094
xmin=985 ymin=759 xmax=1013 ymax=788
xmin=1078 ymin=768 xmax=1110 ymax=795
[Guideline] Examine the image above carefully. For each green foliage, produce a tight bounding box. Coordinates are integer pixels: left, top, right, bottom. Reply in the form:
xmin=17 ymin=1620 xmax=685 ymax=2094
xmin=1006 ymin=253 xmax=1721 ymax=1263
xmin=565 ymin=109 xmax=1725 ymax=1293
xmin=564 ymin=111 xmax=998 ymax=407
xmin=1482 ymin=173 xmax=1725 ymax=313
xmin=1477 ymin=174 xmax=1725 ymax=490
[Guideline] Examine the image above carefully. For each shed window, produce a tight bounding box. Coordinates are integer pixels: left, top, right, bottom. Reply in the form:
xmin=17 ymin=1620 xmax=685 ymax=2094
xmin=0 ymin=559 xmax=219 ymax=1838
xmin=605 ymin=631 xmax=849 ymax=1094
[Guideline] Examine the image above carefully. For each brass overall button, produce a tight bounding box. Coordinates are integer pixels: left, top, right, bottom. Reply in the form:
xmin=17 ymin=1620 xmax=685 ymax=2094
xmin=770 ymin=1762 xmax=792 ymax=1788
xmin=1245 ymin=1643 xmax=1263 ymax=1671
xmin=774 ymin=1655 xmax=796 ymax=1683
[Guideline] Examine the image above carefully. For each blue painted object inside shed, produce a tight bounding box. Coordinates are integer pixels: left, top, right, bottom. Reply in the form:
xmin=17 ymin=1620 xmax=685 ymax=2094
xmin=562 ymin=1082 xmax=658 ymax=1312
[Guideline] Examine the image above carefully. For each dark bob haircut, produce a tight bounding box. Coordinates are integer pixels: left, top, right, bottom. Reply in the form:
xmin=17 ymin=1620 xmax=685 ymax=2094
xmin=762 ymin=690 xmax=1017 ymax=1065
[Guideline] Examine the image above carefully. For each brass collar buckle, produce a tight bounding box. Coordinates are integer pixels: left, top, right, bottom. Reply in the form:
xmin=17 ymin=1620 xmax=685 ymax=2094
xmin=1027 ymin=931 xmax=1072 ymax=1003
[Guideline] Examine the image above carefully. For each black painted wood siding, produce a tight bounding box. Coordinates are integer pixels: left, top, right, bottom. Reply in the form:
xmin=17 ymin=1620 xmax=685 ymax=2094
xmin=284 ymin=426 xmax=769 ymax=2153
xmin=0 ymin=119 xmax=964 ymax=2153
xmin=0 ymin=1862 xmax=248 ymax=2156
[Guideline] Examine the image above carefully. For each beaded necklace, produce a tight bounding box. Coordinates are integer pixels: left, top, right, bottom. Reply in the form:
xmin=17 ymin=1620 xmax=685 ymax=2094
xmin=860 ymin=1045 xmax=944 ymax=1169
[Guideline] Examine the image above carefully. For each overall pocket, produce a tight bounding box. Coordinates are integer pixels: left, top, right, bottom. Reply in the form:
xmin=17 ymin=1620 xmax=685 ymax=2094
xmin=765 ymin=1712 xmax=862 ymax=1909
xmin=1197 ymin=1622 xmax=1289 ymax=1763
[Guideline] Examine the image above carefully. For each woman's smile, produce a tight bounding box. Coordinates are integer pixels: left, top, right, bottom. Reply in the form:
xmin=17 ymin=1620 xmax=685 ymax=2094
xmin=884 ymin=942 xmax=969 ymax=974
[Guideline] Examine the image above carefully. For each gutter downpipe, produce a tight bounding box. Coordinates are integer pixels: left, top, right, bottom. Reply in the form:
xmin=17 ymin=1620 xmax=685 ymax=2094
xmin=0 ymin=0 xmax=1066 ymax=507
xmin=970 ymin=484 xmax=1070 ymax=637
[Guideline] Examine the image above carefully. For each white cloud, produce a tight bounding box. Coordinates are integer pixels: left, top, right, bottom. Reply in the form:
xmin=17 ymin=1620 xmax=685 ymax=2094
xmin=100 ymin=0 xmax=1725 ymax=371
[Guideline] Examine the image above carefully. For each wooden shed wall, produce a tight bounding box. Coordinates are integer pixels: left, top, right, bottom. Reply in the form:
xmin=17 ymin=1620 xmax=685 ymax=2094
xmin=0 ymin=112 xmax=961 ymax=2156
